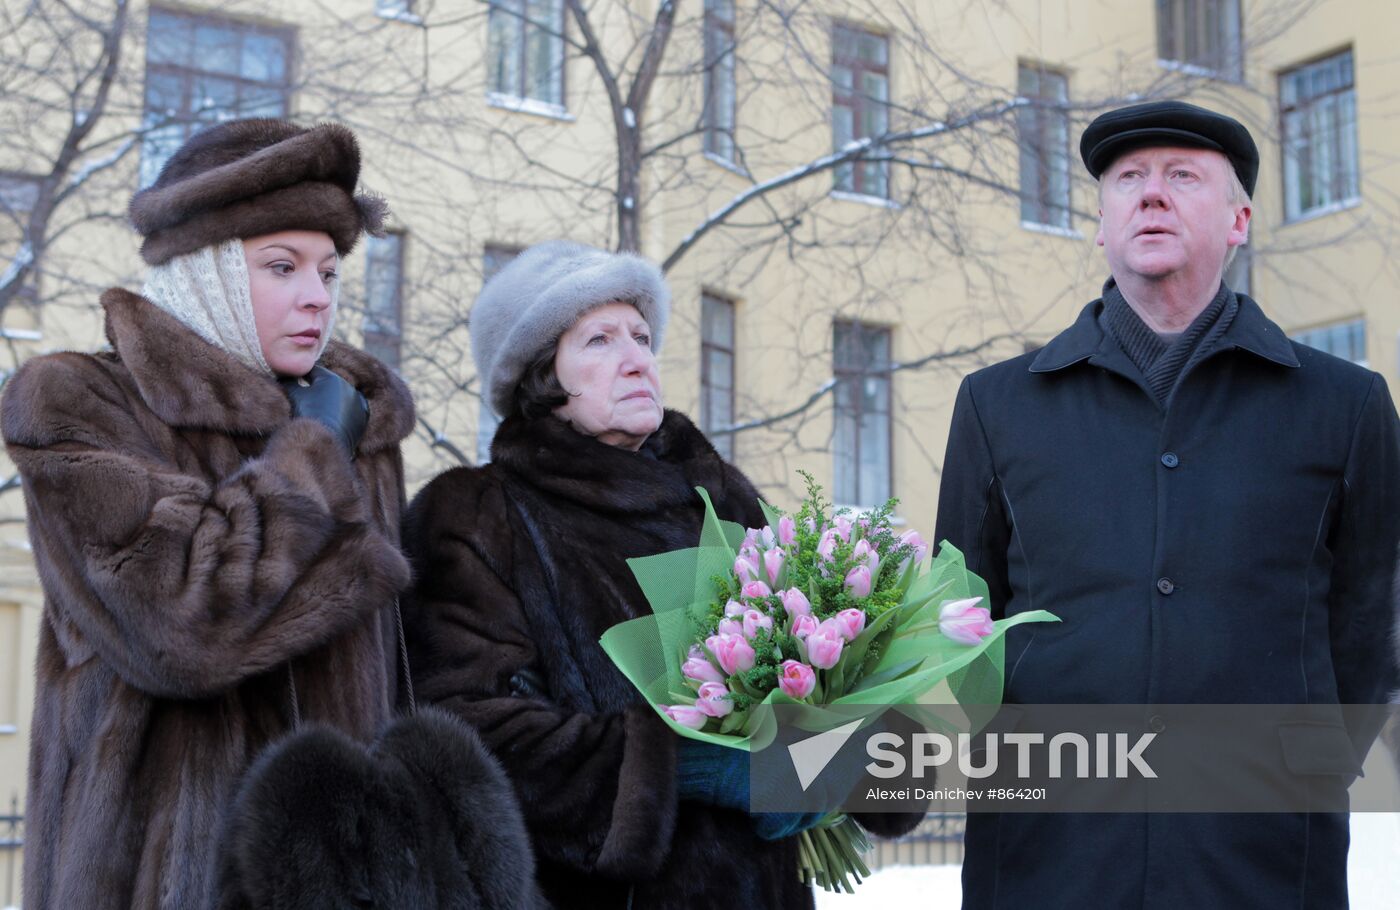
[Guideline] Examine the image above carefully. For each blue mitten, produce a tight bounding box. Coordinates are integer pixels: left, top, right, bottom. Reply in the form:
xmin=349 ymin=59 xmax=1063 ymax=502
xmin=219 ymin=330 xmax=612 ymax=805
xmin=676 ymin=739 xmax=750 ymax=811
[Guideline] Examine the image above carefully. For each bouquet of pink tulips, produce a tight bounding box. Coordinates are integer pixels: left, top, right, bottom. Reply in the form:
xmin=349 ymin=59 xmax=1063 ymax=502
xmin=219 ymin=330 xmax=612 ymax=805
xmin=601 ymin=474 xmax=1056 ymax=892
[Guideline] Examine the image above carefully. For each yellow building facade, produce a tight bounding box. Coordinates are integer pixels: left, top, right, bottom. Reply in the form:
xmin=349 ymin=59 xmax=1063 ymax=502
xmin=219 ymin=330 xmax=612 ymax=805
xmin=0 ymin=0 xmax=1395 ymax=893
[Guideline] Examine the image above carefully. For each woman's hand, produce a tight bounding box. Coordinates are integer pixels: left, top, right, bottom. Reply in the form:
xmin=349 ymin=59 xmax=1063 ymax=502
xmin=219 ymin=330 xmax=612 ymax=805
xmin=280 ymin=364 xmax=369 ymax=455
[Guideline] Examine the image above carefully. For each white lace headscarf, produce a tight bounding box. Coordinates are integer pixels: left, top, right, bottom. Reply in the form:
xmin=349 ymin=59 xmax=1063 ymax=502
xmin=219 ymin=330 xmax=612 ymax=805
xmin=141 ymin=238 xmax=339 ymax=374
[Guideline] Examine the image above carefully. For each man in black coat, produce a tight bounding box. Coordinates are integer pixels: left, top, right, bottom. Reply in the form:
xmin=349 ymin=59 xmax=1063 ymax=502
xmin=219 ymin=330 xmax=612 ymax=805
xmin=935 ymin=100 xmax=1400 ymax=908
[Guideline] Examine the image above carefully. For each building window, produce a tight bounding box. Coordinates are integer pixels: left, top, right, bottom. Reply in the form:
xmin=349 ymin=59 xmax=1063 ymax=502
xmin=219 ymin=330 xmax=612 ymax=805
xmin=0 ymin=604 xmax=18 ymax=729
xmin=0 ymin=172 xmax=42 ymax=308
xmin=487 ymin=0 xmax=565 ymax=111
xmin=140 ymin=8 xmax=293 ymax=188
xmin=1291 ymin=318 xmax=1366 ymax=366
xmin=363 ymin=232 xmax=405 ymax=370
xmin=703 ymin=0 xmax=737 ymax=162
xmin=477 ymin=244 xmax=523 ymax=462
xmin=700 ymin=292 xmax=736 ymax=461
xmin=1156 ymin=0 xmax=1242 ymax=77
xmin=831 ymin=23 xmax=890 ymax=199
xmin=375 ymin=0 xmax=416 ymax=20
xmin=1223 ymin=243 xmax=1251 ymax=296
xmin=833 ymin=321 xmax=892 ymax=507
xmin=1016 ymin=64 xmax=1071 ymax=230
xmin=1281 ymin=50 xmax=1359 ymax=221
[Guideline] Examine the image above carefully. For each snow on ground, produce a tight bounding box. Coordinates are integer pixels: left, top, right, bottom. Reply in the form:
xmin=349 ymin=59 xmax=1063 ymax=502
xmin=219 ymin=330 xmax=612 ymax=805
xmin=816 ymin=814 xmax=1400 ymax=909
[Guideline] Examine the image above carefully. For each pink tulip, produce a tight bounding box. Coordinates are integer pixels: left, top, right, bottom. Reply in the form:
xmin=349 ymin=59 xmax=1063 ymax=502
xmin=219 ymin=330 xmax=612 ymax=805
xmin=741 ymin=580 xmax=772 ymax=600
xmin=804 ymin=517 xmax=818 ymax=534
xmin=742 ymin=608 xmax=774 ymax=639
xmin=695 ymin=681 xmax=734 ymax=718
xmin=778 ymin=516 xmax=797 ymax=547
xmin=718 ymin=617 xmax=743 ymax=637
xmin=778 ymin=660 xmax=816 ymax=699
xmin=682 ymin=656 xmax=726 ymax=685
xmin=852 ymin=539 xmax=880 ymax=577
xmin=834 ymin=517 xmax=854 ymax=542
xmin=899 ymin=529 xmax=929 ymax=565
xmin=834 ymin=608 xmax=867 ymax=642
xmin=844 ymin=564 xmax=873 ymax=599
xmin=791 ymin=613 xmax=819 ymax=640
xmin=760 ymin=526 xmax=777 ymax=549
xmin=710 ymin=633 xmax=757 ymax=675
xmin=734 ymin=555 xmax=759 ymax=584
xmin=688 ymin=644 xmax=706 ymax=661
xmin=939 ymin=597 xmax=994 ymax=646
xmin=780 ymin=588 xmax=812 ymax=618
xmin=743 ymin=528 xmax=760 ymax=549
xmin=724 ymin=598 xmax=746 ymax=617
xmin=664 ymin=704 xmax=708 ymax=730
xmin=806 ymin=625 xmax=845 ymax=669
xmin=816 ymin=529 xmax=838 ymax=562
xmin=764 ymin=547 xmax=786 ymax=586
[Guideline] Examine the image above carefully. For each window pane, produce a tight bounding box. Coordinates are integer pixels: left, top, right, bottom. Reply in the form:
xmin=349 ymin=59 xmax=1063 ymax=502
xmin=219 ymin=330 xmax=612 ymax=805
xmin=147 ymin=11 xmax=192 ymax=67
xmin=487 ymin=3 xmax=523 ymax=95
xmin=242 ymin=32 xmax=287 ymax=84
xmin=1280 ymin=51 xmax=1357 ymax=219
xmin=194 ymin=23 xmax=241 ymax=77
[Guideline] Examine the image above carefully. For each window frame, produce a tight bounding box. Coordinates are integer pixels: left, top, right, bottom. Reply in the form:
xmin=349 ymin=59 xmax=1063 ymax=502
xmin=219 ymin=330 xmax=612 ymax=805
xmin=1016 ymin=62 xmax=1072 ymax=230
xmin=703 ymin=0 xmax=737 ymax=163
xmin=140 ymin=7 xmax=295 ymax=187
xmin=831 ymin=319 xmax=894 ymax=508
xmin=1289 ymin=317 xmax=1367 ymax=367
xmin=1155 ymin=0 xmax=1243 ymax=80
xmin=830 ymin=21 xmax=891 ymax=200
xmin=486 ymin=0 xmax=568 ymax=115
xmin=1279 ymin=48 xmax=1360 ymax=223
xmin=699 ymin=291 xmax=737 ymax=462
xmin=362 ymin=230 xmax=407 ymax=371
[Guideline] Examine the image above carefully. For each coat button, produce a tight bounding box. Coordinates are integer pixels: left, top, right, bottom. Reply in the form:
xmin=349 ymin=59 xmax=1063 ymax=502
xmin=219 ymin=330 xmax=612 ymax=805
xmin=1148 ymin=714 xmax=1167 ymax=733
xmin=1161 ymin=452 xmax=1179 ymax=468
xmin=1156 ymin=577 xmax=1175 ymax=595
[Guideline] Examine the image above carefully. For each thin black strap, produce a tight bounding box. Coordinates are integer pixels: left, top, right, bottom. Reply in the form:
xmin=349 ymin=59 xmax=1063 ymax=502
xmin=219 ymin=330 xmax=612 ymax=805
xmin=395 ymin=596 xmax=417 ymax=715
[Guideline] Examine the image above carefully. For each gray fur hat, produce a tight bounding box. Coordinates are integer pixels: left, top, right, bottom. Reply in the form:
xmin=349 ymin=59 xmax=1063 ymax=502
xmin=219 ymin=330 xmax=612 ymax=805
xmin=471 ymin=240 xmax=670 ymax=418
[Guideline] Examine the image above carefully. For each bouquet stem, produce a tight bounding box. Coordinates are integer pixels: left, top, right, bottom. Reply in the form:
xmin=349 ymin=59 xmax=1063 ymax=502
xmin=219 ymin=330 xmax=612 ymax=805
xmin=796 ymin=815 xmax=871 ymax=893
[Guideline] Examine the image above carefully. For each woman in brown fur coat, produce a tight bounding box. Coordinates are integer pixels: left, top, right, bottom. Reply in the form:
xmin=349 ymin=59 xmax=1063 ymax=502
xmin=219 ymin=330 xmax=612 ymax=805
xmin=402 ymin=241 xmax=921 ymax=909
xmin=1 ymin=120 xmax=414 ymax=909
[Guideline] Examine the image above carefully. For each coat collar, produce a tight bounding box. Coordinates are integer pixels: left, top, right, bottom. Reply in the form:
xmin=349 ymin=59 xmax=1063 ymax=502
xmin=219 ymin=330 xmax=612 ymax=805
xmin=490 ymin=409 xmax=731 ymax=514
xmin=101 ymin=288 xmax=415 ymax=452
xmin=1029 ymin=288 xmax=1300 ymax=374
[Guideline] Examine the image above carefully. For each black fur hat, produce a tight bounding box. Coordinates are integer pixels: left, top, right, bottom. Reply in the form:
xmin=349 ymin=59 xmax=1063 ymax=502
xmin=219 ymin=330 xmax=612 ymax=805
xmin=129 ymin=118 xmax=387 ymax=265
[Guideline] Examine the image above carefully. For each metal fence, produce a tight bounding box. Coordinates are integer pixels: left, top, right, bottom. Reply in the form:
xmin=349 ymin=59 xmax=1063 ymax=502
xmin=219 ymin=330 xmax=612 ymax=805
xmin=869 ymin=812 xmax=965 ymax=869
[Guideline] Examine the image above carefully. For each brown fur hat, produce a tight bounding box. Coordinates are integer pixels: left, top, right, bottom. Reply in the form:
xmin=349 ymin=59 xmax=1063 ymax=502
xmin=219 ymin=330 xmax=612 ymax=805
xmin=129 ymin=118 xmax=388 ymax=265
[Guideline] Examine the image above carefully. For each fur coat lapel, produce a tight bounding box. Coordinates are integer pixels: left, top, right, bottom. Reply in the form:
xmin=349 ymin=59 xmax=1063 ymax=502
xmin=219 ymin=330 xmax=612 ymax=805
xmin=101 ymin=287 xmax=414 ymax=453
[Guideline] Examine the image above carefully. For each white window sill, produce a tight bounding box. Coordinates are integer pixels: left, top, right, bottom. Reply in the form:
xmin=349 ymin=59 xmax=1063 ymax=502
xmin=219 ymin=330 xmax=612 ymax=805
xmin=486 ymin=92 xmax=574 ymax=122
xmin=830 ymin=189 xmax=900 ymax=210
xmin=376 ymin=9 xmax=423 ymax=25
xmin=0 ymin=328 xmax=41 ymax=341
xmin=1020 ymin=220 xmax=1081 ymax=239
xmin=1282 ymin=196 xmax=1362 ymax=227
xmin=0 ymin=725 xmax=16 ymax=735
xmin=704 ymin=150 xmax=748 ymax=176
xmin=1156 ymin=57 xmax=1242 ymax=82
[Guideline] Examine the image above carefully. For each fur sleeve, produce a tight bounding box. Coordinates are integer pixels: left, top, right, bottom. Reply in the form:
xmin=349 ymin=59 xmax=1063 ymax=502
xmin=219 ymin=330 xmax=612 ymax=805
xmin=1 ymin=353 xmax=410 ymax=699
xmin=402 ymin=468 xmax=679 ymax=882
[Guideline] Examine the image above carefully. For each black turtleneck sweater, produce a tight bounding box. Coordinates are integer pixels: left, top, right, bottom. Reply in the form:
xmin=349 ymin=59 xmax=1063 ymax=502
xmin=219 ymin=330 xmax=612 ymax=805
xmin=1098 ymin=278 xmax=1239 ymax=408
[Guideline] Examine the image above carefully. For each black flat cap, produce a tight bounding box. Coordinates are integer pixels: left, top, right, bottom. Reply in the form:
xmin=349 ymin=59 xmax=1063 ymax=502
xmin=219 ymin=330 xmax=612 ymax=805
xmin=1080 ymin=100 xmax=1259 ymax=196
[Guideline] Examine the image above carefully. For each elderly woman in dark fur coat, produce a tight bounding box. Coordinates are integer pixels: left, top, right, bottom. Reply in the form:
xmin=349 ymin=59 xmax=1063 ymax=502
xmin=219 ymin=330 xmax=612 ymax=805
xmin=402 ymin=240 xmax=923 ymax=909
xmin=0 ymin=119 xmax=517 ymax=910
